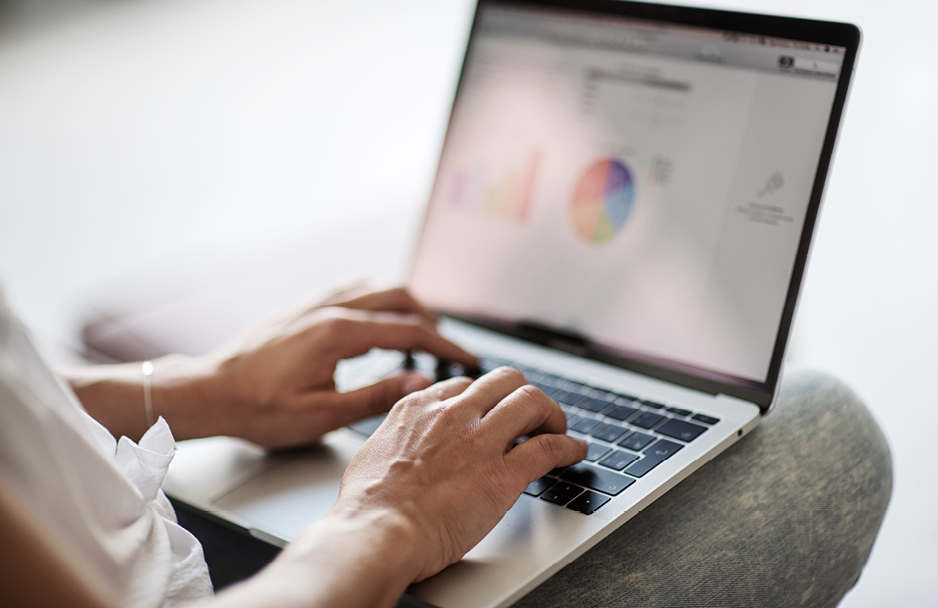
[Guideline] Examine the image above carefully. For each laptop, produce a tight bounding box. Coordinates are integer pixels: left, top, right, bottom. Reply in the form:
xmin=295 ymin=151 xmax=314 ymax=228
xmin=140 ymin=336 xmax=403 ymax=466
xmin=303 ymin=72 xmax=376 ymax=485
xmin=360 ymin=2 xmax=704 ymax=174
xmin=162 ymin=1 xmax=860 ymax=606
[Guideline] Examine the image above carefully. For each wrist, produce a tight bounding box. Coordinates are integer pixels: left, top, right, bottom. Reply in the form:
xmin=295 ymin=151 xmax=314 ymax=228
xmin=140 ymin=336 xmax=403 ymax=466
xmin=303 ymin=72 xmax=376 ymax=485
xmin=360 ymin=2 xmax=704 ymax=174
xmin=244 ymin=507 xmax=422 ymax=608
xmin=65 ymin=354 xmax=221 ymax=442
xmin=146 ymin=354 xmax=222 ymax=441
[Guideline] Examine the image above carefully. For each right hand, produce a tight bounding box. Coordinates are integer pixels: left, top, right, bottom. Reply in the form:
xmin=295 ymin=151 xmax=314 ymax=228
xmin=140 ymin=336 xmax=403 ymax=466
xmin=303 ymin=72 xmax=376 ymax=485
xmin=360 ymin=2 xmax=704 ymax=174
xmin=333 ymin=367 xmax=587 ymax=582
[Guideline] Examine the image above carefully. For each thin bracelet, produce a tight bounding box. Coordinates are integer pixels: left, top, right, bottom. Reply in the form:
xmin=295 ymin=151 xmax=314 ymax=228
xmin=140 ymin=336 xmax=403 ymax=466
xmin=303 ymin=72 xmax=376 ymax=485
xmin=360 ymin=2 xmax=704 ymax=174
xmin=142 ymin=360 xmax=155 ymax=427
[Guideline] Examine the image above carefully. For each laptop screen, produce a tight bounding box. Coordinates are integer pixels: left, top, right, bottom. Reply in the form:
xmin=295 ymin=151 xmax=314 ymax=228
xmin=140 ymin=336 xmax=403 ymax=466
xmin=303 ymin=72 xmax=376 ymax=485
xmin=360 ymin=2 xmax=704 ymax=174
xmin=410 ymin=1 xmax=855 ymax=399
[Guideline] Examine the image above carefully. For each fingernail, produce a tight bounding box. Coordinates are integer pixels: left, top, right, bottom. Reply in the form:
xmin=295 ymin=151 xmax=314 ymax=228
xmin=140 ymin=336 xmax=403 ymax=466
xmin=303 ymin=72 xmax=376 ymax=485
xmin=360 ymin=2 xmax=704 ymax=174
xmin=401 ymin=373 xmax=432 ymax=394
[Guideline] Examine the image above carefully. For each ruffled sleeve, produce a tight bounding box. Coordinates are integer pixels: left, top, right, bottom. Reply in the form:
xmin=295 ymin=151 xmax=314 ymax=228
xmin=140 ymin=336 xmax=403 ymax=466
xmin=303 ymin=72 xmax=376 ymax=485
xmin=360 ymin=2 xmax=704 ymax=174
xmin=115 ymin=417 xmax=177 ymax=504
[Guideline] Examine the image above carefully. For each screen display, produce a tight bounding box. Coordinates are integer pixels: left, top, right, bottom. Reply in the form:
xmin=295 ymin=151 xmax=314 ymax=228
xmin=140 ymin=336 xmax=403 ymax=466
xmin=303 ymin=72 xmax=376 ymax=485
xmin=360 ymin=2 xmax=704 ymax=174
xmin=411 ymin=3 xmax=845 ymax=384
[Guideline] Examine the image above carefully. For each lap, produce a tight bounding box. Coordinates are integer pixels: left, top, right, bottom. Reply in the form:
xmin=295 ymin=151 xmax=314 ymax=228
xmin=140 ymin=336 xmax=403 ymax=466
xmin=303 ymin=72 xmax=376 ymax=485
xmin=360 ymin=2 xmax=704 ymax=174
xmin=514 ymin=369 xmax=893 ymax=608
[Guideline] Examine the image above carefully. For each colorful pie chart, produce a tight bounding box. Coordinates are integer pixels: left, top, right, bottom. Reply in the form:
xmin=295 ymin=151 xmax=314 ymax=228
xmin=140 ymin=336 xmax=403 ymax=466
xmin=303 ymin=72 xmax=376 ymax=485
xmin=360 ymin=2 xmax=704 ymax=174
xmin=570 ymin=158 xmax=635 ymax=244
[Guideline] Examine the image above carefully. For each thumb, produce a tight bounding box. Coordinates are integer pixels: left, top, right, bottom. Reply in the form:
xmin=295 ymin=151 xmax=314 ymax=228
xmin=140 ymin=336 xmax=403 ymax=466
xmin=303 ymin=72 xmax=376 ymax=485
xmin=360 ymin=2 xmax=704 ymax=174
xmin=336 ymin=372 xmax=432 ymax=419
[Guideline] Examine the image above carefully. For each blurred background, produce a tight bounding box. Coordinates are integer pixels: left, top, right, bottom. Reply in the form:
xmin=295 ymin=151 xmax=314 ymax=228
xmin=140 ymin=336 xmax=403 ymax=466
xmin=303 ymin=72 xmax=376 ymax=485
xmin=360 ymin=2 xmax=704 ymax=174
xmin=0 ymin=0 xmax=934 ymax=605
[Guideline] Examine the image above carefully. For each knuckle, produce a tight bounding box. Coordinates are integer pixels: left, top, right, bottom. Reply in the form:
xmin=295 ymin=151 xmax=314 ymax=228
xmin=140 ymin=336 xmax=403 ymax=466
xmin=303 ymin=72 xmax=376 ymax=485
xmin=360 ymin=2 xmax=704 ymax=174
xmin=514 ymin=383 xmax=545 ymax=402
xmin=537 ymin=433 xmax=566 ymax=461
xmin=396 ymin=387 xmax=430 ymax=409
xmin=322 ymin=314 xmax=354 ymax=335
xmin=510 ymin=384 xmax=547 ymax=413
xmin=494 ymin=366 xmax=526 ymax=384
xmin=408 ymin=313 xmax=433 ymax=329
xmin=396 ymin=315 xmax=425 ymax=333
xmin=389 ymin=286 xmax=411 ymax=300
xmin=437 ymin=400 xmax=464 ymax=423
xmin=450 ymin=376 xmax=474 ymax=392
xmin=389 ymin=396 xmax=414 ymax=415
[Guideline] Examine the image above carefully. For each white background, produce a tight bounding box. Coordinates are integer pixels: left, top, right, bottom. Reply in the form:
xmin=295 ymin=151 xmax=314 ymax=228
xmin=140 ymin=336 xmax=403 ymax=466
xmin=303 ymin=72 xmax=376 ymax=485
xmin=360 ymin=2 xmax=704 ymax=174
xmin=0 ymin=0 xmax=935 ymax=605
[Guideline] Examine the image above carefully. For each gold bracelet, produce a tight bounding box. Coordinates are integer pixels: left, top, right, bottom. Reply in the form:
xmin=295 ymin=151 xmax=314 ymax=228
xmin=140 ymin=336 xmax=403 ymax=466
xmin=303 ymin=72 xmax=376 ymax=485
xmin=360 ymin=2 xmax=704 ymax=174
xmin=142 ymin=360 xmax=155 ymax=427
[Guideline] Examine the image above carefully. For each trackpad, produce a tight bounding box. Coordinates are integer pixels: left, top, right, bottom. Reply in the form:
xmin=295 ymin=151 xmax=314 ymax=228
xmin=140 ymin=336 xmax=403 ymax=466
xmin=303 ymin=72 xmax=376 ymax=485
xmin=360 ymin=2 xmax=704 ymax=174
xmin=213 ymin=430 xmax=363 ymax=542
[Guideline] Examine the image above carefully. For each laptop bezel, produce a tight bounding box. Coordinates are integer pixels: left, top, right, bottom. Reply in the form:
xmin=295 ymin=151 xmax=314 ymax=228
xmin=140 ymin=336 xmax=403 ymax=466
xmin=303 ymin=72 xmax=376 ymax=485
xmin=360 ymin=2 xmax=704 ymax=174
xmin=408 ymin=0 xmax=861 ymax=413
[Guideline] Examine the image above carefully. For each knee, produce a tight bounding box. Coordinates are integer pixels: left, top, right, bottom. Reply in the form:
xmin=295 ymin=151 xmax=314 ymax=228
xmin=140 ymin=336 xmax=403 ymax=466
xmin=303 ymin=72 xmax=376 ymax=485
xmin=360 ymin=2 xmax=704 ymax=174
xmin=775 ymin=368 xmax=893 ymax=497
xmin=770 ymin=368 xmax=893 ymax=558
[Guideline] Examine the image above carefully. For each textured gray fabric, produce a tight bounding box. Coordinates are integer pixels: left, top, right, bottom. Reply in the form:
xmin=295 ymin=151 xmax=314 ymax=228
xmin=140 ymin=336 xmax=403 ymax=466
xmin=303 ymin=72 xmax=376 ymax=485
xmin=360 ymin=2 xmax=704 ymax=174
xmin=514 ymin=369 xmax=893 ymax=608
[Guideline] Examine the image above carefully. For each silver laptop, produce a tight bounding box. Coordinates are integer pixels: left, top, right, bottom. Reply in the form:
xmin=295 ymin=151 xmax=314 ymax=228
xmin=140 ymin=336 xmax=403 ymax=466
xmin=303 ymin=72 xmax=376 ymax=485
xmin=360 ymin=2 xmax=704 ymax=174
xmin=163 ymin=2 xmax=860 ymax=606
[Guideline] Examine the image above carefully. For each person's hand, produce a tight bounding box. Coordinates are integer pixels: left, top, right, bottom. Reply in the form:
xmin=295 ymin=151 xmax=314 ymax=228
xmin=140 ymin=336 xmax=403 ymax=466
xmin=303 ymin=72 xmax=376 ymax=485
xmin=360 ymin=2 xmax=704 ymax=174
xmin=66 ymin=286 xmax=476 ymax=448
xmin=208 ymin=369 xmax=584 ymax=608
xmin=180 ymin=286 xmax=477 ymax=448
xmin=333 ymin=366 xmax=588 ymax=582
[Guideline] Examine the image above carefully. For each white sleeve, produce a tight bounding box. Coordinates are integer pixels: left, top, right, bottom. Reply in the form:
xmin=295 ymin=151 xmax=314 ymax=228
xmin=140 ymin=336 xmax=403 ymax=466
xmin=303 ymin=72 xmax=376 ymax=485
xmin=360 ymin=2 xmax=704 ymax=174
xmin=0 ymin=293 xmax=212 ymax=607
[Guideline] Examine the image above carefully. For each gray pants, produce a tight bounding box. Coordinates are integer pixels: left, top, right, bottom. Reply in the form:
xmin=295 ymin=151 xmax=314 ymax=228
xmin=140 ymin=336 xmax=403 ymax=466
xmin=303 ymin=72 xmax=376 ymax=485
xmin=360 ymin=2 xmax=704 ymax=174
xmin=512 ymin=370 xmax=893 ymax=607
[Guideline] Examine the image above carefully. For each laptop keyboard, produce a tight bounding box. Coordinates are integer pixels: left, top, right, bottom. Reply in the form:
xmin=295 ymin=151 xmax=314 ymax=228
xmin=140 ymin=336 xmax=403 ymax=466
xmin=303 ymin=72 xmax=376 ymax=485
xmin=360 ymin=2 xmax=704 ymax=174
xmin=347 ymin=356 xmax=719 ymax=516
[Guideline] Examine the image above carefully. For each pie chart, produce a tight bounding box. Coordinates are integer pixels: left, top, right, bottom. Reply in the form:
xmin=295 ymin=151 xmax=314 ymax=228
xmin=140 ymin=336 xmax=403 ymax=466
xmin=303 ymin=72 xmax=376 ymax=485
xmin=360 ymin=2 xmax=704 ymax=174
xmin=570 ymin=157 xmax=635 ymax=244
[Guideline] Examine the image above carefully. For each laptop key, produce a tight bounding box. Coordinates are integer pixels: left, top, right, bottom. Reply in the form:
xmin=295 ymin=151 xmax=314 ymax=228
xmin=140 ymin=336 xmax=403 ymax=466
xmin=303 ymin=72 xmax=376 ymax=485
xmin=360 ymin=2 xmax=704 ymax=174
xmin=692 ymin=413 xmax=720 ymax=425
xmin=645 ymin=439 xmax=683 ymax=457
xmin=642 ymin=400 xmax=666 ymax=410
xmin=577 ymin=395 xmax=613 ymax=413
xmin=591 ymin=423 xmax=628 ymax=443
xmin=586 ymin=442 xmax=612 ymax=462
xmin=618 ymin=431 xmax=655 ymax=451
xmin=540 ymin=384 xmax=564 ymax=398
xmin=561 ymin=392 xmax=590 ymax=409
xmin=478 ymin=358 xmax=502 ymax=373
xmin=561 ymin=463 xmax=635 ymax=496
xmin=624 ymin=452 xmax=668 ymax=478
xmin=624 ymin=439 xmax=685 ymax=477
xmin=553 ymin=389 xmax=579 ymax=406
xmin=540 ymin=482 xmax=583 ymax=506
xmin=621 ymin=441 xmax=681 ymax=476
xmin=524 ymin=476 xmax=555 ymax=497
xmin=631 ymin=411 xmax=666 ymax=429
xmin=598 ymin=449 xmax=639 ymax=471
xmin=566 ymin=490 xmax=611 ymax=515
xmin=657 ymin=418 xmax=707 ymax=442
xmin=605 ymin=405 xmax=639 ymax=422
xmin=666 ymin=407 xmax=692 ymax=417
xmin=570 ymin=417 xmax=601 ymax=435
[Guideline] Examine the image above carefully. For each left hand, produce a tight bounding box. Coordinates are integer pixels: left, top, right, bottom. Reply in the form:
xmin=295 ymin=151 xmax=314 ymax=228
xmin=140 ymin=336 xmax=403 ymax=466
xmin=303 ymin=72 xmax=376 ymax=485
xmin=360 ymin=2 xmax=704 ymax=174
xmin=175 ymin=286 xmax=477 ymax=448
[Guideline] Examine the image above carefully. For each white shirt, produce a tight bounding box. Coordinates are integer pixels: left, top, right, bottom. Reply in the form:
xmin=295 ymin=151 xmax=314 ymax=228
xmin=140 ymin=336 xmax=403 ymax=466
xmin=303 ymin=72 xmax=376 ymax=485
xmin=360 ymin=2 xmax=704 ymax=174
xmin=0 ymin=293 xmax=212 ymax=606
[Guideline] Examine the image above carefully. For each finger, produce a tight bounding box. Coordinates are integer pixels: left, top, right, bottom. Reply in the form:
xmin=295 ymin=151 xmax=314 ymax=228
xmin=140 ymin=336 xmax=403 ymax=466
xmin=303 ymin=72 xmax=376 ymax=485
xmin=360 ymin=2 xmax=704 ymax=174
xmin=323 ymin=313 xmax=477 ymax=366
xmin=416 ymin=375 xmax=476 ymax=403
xmin=314 ymin=282 xmax=372 ymax=308
xmin=481 ymin=384 xmax=568 ymax=443
xmin=505 ymin=433 xmax=588 ymax=485
xmin=378 ymin=376 xmax=474 ymax=432
xmin=325 ymin=287 xmax=439 ymax=323
xmin=454 ymin=366 xmax=530 ymax=416
xmin=326 ymin=372 xmax=434 ymax=421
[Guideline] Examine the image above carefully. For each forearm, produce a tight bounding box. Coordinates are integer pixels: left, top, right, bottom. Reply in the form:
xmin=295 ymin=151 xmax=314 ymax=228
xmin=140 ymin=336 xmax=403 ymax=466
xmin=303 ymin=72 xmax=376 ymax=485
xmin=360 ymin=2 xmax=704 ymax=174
xmin=64 ymin=355 xmax=221 ymax=442
xmin=2 ymin=469 xmax=419 ymax=608
xmin=207 ymin=509 xmax=420 ymax=608
xmin=0 ymin=474 xmax=119 ymax=608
